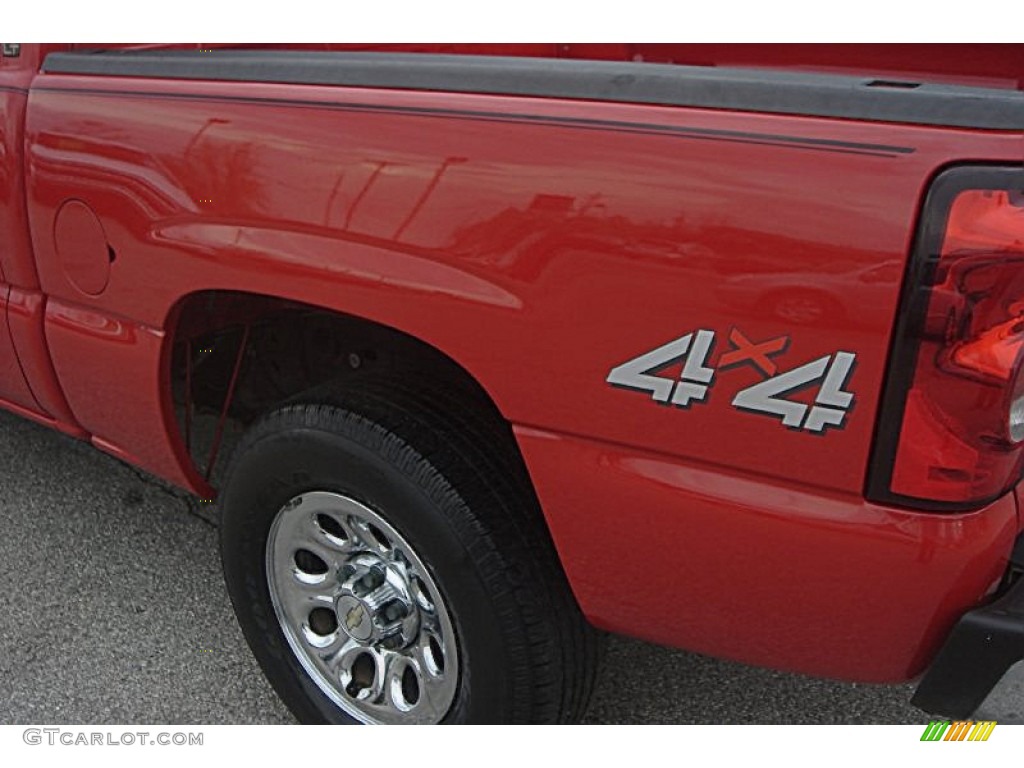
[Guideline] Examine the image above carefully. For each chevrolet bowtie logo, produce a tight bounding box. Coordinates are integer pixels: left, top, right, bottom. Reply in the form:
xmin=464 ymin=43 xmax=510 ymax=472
xmin=345 ymin=605 xmax=365 ymax=632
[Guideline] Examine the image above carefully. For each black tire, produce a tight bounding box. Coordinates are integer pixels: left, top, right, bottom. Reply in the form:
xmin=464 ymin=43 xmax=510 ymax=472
xmin=218 ymin=376 xmax=602 ymax=724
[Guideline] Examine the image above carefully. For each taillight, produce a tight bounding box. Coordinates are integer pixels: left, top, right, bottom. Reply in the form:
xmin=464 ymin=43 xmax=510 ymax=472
xmin=868 ymin=166 xmax=1024 ymax=511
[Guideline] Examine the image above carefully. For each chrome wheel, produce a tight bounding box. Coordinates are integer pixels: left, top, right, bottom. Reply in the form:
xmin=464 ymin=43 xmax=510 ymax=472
xmin=265 ymin=491 xmax=459 ymax=724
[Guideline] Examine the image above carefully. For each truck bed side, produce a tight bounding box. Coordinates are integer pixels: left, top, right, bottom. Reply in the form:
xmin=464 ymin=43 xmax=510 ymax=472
xmin=15 ymin=51 xmax=1024 ymax=681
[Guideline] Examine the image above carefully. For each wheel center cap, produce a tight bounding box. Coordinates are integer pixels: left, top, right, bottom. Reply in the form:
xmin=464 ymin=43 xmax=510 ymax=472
xmin=336 ymin=594 xmax=374 ymax=641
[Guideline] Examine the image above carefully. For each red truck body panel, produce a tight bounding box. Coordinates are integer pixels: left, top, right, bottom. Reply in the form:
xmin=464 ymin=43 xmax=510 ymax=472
xmin=0 ymin=45 xmax=85 ymax=433
xmin=3 ymin=44 xmax=1024 ymax=685
xmin=24 ymin=76 xmax=1024 ymax=488
xmin=517 ymin=425 xmax=1018 ymax=681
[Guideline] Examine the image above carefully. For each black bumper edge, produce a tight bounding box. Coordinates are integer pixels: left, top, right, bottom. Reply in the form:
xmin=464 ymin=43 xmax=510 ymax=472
xmin=912 ymin=538 xmax=1024 ymax=718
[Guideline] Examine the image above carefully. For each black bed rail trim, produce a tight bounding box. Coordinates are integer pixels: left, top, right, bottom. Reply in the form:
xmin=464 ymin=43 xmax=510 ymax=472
xmin=42 ymin=50 xmax=1024 ymax=131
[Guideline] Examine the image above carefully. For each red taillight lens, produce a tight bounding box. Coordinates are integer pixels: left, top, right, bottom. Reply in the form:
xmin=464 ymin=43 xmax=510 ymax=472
xmin=869 ymin=167 xmax=1024 ymax=511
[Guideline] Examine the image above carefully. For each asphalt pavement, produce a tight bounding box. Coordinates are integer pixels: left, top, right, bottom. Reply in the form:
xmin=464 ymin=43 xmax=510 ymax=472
xmin=0 ymin=408 xmax=1020 ymax=725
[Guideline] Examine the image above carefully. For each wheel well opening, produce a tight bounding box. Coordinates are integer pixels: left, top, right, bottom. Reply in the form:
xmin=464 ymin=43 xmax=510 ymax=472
xmin=167 ymin=290 xmax=507 ymax=489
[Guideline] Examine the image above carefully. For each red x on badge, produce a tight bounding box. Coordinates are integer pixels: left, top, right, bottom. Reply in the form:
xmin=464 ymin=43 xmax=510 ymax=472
xmin=718 ymin=328 xmax=789 ymax=377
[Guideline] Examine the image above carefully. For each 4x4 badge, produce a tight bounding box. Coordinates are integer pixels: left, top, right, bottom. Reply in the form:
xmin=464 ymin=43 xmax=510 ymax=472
xmin=606 ymin=327 xmax=856 ymax=434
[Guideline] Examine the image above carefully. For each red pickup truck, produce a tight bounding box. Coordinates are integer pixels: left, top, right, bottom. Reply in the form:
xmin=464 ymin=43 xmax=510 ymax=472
xmin=2 ymin=43 xmax=1023 ymax=724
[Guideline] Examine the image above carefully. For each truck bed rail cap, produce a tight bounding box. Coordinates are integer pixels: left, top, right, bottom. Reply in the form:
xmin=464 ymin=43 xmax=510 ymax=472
xmin=41 ymin=50 xmax=1024 ymax=131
